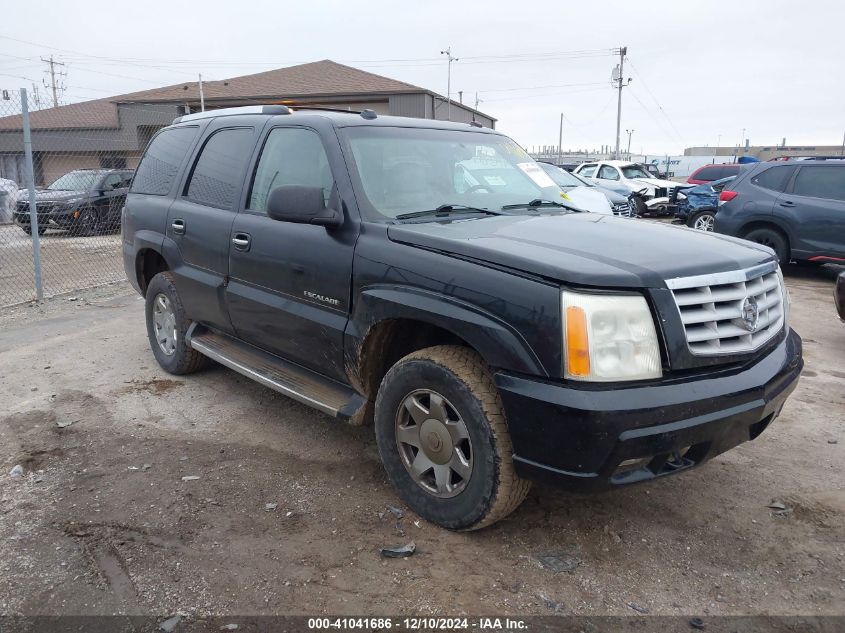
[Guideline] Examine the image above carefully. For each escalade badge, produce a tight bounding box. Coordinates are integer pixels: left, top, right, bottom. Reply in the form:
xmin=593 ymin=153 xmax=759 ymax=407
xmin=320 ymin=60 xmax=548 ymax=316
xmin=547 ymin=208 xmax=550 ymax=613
xmin=741 ymin=296 xmax=759 ymax=332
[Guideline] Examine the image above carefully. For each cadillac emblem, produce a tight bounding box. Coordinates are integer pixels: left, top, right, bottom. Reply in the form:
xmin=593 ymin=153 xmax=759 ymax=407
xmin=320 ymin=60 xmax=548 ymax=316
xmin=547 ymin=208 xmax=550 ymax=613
xmin=741 ymin=296 xmax=759 ymax=332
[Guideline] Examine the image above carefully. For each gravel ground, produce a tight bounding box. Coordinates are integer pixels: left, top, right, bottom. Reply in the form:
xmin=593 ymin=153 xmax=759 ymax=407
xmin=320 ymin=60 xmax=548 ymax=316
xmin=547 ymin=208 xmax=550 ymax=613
xmin=0 ymin=223 xmax=123 ymax=308
xmin=0 ymin=265 xmax=843 ymax=619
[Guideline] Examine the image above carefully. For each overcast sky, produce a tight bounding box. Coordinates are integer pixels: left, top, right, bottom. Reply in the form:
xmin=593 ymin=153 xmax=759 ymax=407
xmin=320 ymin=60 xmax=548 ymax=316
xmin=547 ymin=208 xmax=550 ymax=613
xmin=1 ymin=0 xmax=843 ymax=155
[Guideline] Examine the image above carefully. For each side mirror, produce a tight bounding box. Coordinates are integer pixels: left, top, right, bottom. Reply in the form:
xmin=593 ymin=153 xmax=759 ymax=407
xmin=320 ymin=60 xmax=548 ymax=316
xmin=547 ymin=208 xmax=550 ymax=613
xmin=267 ymin=185 xmax=342 ymax=227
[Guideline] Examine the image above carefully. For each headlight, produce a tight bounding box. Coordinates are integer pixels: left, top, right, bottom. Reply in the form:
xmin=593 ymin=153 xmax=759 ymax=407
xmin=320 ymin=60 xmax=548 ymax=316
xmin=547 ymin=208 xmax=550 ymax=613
xmin=776 ymin=265 xmax=789 ymax=329
xmin=562 ymin=291 xmax=662 ymax=382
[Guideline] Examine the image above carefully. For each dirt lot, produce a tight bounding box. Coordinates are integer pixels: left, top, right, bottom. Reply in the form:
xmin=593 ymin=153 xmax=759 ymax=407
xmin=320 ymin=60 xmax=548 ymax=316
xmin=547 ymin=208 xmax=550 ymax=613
xmin=1 ymin=266 xmax=843 ymax=620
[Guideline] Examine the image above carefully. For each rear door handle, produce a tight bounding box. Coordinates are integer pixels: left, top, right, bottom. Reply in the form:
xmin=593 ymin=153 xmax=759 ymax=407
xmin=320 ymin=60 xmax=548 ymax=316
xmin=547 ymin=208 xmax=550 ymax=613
xmin=232 ymin=232 xmax=251 ymax=251
xmin=779 ymin=200 xmax=796 ymax=207
xmin=171 ymin=219 xmax=186 ymax=235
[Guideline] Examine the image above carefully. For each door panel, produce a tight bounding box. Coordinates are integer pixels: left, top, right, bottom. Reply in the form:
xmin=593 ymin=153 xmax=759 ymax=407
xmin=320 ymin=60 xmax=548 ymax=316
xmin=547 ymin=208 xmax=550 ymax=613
xmin=781 ymin=166 xmax=845 ymax=258
xmin=167 ymin=126 xmax=257 ymax=332
xmin=226 ymin=125 xmax=356 ymax=381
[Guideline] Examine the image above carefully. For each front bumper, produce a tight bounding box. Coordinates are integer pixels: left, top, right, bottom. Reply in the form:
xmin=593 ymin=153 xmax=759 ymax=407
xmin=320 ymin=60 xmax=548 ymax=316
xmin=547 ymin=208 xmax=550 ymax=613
xmin=14 ymin=208 xmax=77 ymax=228
xmin=495 ymin=328 xmax=802 ymax=491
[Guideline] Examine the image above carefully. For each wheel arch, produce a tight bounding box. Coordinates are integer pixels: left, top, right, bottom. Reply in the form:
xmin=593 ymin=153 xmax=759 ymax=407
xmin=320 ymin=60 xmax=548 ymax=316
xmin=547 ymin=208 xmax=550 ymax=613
xmin=347 ymin=286 xmax=547 ymax=401
xmin=739 ymin=220 xmax=791 ymax=252
xmin=135 ymin=247 xmax=170 ymax=297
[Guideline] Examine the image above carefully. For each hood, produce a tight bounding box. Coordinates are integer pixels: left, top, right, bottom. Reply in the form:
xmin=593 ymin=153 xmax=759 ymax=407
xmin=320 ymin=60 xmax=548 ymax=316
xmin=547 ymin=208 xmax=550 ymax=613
xmin=630 ymin=177 xmax=680 ymax=189
xmin=387 ymin=214 xmax=775 ymax=288
xmin=16 ymin=189 xmax=87 ymax=204
xmin=560 ymin=187 xmax=612 ymax=214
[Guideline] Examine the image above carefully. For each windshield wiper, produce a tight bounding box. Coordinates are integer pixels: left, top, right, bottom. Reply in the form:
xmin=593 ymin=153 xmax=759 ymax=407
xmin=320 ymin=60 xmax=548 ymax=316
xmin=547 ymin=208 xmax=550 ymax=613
xmin=501 ymin=198 xmax=577 ymax=211
xmin=395 ymin=204 xmax=501 ymax=220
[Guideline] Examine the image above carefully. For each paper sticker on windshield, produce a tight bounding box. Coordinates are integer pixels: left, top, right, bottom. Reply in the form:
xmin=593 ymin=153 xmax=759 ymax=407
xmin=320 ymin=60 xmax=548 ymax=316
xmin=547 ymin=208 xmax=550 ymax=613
xmin=517 ymin=162 xmax=556 ymax=188
xmin=484 ymin=175 xmax=506 ymax=186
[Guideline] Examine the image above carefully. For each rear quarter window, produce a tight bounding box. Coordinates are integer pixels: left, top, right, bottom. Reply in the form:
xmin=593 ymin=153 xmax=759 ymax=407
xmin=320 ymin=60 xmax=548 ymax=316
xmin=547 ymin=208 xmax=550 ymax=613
xmin=792 ymin=165 xmax=845 ymax=202
xmin=184 ymin=127 xmax=254 ymax=210
xmin=750 ymin=165 xmax=795 ymax=192
xmin=131 ymin=126 xmax=199 ymax=196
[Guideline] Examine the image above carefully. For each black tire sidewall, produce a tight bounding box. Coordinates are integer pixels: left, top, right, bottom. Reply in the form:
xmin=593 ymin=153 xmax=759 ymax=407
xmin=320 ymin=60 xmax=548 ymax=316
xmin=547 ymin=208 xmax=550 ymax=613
xmin=375 ymin=357 xmax=501 ymax=530
xmin=744 ymin=228 xmax=788 ymax=264
xmin=144 ymin=273 xmax=195 ymax=374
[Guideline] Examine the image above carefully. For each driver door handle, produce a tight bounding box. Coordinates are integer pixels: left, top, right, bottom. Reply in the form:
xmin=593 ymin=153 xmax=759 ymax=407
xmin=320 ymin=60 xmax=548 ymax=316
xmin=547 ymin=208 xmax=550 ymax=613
xmin=171 ymin=219 xmax=186 ymax=235
xmin=779 ymin=200 xmax=796 ymax=207
xmin=232 ymin=232 xmax=251 ymax=251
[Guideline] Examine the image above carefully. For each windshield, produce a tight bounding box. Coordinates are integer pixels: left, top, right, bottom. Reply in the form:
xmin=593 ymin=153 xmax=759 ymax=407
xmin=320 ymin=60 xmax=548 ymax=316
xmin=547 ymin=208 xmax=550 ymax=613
xmin=620 ymin=165 xmax=652 ymax=179
xmin=47 ymin=171 xmax=102 ymax=191
xmin=538 ymin=163 xmax=585 ymax=188
xmin=343 ymin=127 xmax=564 ymax=220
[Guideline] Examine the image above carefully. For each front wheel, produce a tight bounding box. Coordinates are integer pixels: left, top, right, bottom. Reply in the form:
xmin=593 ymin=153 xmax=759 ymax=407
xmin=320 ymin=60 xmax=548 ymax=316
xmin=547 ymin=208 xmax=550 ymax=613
xmin=374 ymin=345 xmax=530 ymax=530
xmin=689 ymin=210 xmax=715 ymax=232
xmin=743 ymin=227 xmax=789 ymax=264
xmin=144 ymin=272 xmax=210 ymax=375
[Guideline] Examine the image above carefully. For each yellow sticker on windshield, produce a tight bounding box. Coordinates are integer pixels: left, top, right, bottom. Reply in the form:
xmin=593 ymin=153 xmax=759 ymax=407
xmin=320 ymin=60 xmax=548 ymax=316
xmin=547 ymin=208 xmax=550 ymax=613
xmin=560 ymin=191 xmax=571 ymax=201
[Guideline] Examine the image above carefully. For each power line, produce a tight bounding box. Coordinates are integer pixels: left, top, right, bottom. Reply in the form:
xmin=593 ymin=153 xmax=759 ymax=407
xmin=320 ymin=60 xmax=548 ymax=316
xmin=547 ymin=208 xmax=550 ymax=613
xmin=625 ymin=58 xmax=685 ymax=146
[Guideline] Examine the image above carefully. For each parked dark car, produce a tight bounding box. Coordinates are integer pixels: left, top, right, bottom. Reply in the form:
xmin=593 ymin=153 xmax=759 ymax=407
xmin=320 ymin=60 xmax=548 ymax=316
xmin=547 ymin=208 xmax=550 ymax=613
xmin=714 ymin=159 xmax=845 ymax=264
xmin=123 ymin=105 xmax=802 ymax=530
xmin=836 ymin=271 xmax=845 ymax=321
xmin=688 ymin=163 xmax=743 ymax=185
xmin=14 ymin=168 xmax=134 ymax=236
xmin=674 ymin=176 xmax=734 ymax=230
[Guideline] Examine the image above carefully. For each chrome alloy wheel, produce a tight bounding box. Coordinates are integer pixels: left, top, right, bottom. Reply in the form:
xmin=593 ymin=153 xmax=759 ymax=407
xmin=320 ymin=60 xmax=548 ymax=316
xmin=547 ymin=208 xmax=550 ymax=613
xmin=151 ymin=293 xmax=177 ymax=356
xmin=395 ymin=389 xmax=473 ymax=498
xmin=693 ymin=213 xmax=715 ymax=231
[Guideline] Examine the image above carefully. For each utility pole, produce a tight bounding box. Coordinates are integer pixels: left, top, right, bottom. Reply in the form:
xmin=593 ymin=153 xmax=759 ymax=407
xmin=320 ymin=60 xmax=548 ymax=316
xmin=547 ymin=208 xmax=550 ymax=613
xmin=41 ymin=55 xmax=65 ymax=108
xmin=625 ymin=129 xmax=635 ymax=157
xmin=198 ymin=73 xmax=205 ymax=112
xmin=440 ymin=47 xmax=459 ymax=121
xmin=558 ymin=113 xmax=564 ymax=165
xmin=474 ymin=92 xmax=482 ymax=110
xmin=458 ymin=90 xmax=463 ymax=104
xmin=840 ymin=130 xmax=844 ymax=156
xmin=612 ymin=46 xmax=630 ymax=160
xmin=716 ymin=134 xmax=721 ymax=160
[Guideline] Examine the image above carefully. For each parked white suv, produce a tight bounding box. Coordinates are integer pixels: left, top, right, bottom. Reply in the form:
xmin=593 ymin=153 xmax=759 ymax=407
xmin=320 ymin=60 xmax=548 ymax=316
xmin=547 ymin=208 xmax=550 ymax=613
xmin=574 ymin=160 xmax=681 ymax=214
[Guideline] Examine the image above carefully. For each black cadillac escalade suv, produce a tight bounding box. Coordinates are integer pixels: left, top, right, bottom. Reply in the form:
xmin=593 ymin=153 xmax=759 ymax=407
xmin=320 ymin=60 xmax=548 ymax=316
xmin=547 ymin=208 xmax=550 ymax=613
xmin=122 ymin=106 xmax=803 ymax=530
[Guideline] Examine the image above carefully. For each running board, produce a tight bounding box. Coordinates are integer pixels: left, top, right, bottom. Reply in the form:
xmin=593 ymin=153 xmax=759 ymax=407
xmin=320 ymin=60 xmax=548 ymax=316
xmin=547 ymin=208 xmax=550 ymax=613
xmin=188 ymin=328 xmax=364 ymax=419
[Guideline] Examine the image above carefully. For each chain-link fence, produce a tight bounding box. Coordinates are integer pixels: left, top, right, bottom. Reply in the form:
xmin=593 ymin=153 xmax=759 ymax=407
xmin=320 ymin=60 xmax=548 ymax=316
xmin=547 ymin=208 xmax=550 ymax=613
xmin=0 ymin=89 xmax=179 ymax=308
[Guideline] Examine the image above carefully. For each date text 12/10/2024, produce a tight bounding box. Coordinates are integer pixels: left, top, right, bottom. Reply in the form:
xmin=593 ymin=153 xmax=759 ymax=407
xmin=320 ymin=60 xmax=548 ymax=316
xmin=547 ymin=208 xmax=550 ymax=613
xmin=307 ymin=617 xmax=528 ymax=631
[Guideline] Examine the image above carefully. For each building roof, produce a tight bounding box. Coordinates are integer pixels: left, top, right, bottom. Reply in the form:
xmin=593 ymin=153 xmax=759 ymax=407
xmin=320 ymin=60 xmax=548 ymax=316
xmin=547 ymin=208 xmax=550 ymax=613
xmin=119 ymin=60 xmax=426 ymax=103
xmin=0 ymin=60 xmax=433 ymax=132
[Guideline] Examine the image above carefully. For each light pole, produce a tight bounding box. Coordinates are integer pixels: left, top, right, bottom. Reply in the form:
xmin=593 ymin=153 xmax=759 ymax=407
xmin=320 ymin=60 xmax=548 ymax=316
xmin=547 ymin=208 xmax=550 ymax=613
xmin=625 ymin=129 xmax=634 ymax=158
xmin=440 ymin=47 xmax=459 ymax=121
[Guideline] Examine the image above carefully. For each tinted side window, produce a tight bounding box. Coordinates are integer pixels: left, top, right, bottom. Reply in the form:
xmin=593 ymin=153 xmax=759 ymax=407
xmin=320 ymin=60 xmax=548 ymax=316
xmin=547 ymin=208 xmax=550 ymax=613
xmin=695 ymin=166 xmax=721 ymax=181
xmin=792 ymin=166 xmax=845 ymax=202
xmin=131 ymin=126 xmax=198 ymax=195
xmin=248 ymin=127 xmax=334 ymax=214
xmin=751 ymin=166 xmax=794 ymax=192
xmin=185 ymin=127 xmax=254 ymax=210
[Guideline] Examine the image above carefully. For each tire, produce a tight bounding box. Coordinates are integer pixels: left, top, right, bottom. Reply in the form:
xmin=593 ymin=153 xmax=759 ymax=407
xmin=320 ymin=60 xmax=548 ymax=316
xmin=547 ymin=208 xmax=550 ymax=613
xmin=21 ymin=225 xmax=46 ymax=236
xmin=743 ymin=227 xmax=789 ymax=264
xmin=374 ymin=345 xmax=530 ymax=531
xmin=632 ymin=196 xmax=647 ymax=217
xmin=74 ymin=208 xmax=98 ymax=237
xmin=144 ymin=271 xmax=210 ymax=375
xmin=689 ymin=210 xmax=716 ymax=232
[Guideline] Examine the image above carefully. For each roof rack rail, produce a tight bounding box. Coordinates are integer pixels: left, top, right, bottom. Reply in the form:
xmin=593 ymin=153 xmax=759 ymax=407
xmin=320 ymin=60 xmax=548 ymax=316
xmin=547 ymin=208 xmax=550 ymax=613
xmin=173 ymin=104 xmax=291 ymax=124
xmin=285 ymin=105 xmax=363 ymax=114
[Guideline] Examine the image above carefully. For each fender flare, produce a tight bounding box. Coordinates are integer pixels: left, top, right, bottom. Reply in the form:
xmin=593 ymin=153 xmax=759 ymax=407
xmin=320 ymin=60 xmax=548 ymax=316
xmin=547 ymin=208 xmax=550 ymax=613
xmin=350 ymin=285 xmax=548 ymax=378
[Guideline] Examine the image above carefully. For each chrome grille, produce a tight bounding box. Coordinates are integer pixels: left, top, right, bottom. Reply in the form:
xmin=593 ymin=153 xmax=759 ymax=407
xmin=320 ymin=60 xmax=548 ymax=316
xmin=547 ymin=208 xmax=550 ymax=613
xmin=612 ymin=201 xmax=634 ymax=217
xmin=666 ymin=262 xmax=785 ymax=355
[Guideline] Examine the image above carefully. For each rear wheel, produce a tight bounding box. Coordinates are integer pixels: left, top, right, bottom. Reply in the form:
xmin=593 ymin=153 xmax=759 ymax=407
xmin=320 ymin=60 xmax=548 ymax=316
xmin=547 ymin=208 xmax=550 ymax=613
xmin=374 ymin=345 xmax=530 ymax=531
xmin=21 ymin=225 xmax=46 ymax=236
xmin=144 ymin=272 xmax=210 ymax=375
xmin=689 ymin=210 xmax=716 ymax=232
xmin=743 ymin=227 xmax=789 ymax=264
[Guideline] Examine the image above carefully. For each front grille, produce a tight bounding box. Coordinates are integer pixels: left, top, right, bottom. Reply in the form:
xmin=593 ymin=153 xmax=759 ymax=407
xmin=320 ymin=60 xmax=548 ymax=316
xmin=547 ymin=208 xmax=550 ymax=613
xmin=666 ymin=262 xmax=785 ymax=355
xmin=612 ymin=201 xmax=633 ymax=217
xmin=654 ymin=187 xmax=668 ymax=198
